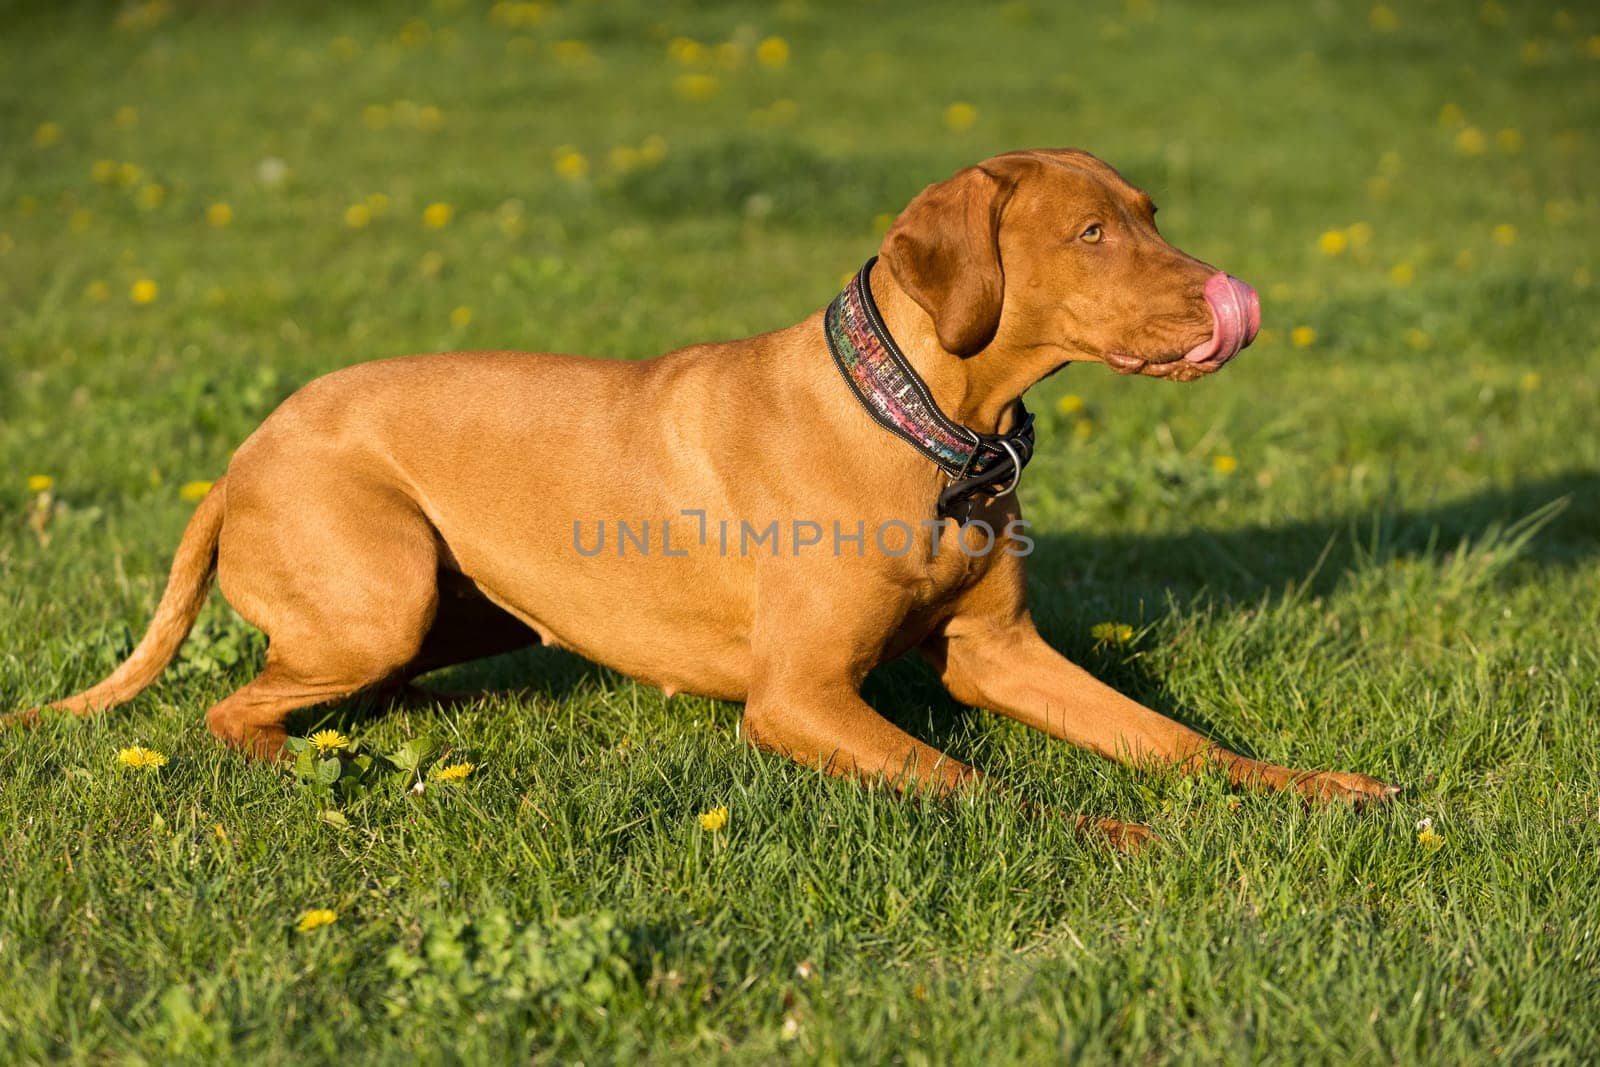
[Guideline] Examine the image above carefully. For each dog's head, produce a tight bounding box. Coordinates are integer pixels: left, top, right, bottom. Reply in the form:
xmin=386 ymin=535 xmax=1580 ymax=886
xmin=880 ymin=149 xmax=1259 ymax=385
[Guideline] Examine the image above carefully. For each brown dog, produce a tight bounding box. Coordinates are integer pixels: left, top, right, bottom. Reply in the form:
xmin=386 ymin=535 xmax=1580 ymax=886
xmin=12 ymin=149 xmax=1396 ymax=838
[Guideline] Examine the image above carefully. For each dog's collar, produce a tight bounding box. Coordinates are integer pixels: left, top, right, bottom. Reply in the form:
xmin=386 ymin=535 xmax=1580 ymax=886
xmin=825 ymin=257 xmax=1036 ymax=518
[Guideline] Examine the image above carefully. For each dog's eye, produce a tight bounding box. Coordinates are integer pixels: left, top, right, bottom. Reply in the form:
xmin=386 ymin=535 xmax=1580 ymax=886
xmin=1080 ymin=224 xmax=1104 ymax=244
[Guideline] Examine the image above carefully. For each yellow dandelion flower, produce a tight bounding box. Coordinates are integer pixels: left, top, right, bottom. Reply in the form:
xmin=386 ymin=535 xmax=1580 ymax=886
xmin=416 ymin=105 xmax=443 ymax=132
xmin=1345 ymin=221 xmax=1373 ymax=249
xmin=34 ymin=122 xmax=62 ymax=147
xmin=1071 ymin=418 xmax=1095 ymax=441
xmin=553 ymin=148 xmax=590 ymax=180
xmin=345 ymin=203 xmax=373 ymax=229
xmin=756 ymin=36 xmax=790 ymax=68
xmin=1454 ymin=126 xmax=1486 ymax=155
xmin=1317 ymin=230 xmax=1347 ymax=256
xmin=497 ymin=200 xmax=526 ymax=236
xmin=667 ymin=37 xmax=705 ymax=66
xmin=85 ymin=279 xmax=110 ymax=302
xmin=309 ymin=729 xmax=349 ymax=753
xmin=1055 ymin=393 xmax=1085 ymax=416
xmin=114 ymin=105 xmax=139 ymax=129
xmin=421 ymin=202 xmax=453 ymax=228
xmin=713 ymin=41 xmax=743 ymax=70
xmin=608 ymin=145 xmax=642 ymax=173
xmin=1518 ymin=39 xmax=1545 ymax=65
xmin=1545 ymin=198 xmax=1576 ymax=224
xmin=432 ymin=761 xmax=476 ymax=782
xmin=1415 ymin=817 xmax=1444 ymax=850
xmin=365 ymin=192 xmax=390 ymax=214
xmin=674 ymin=73 xmax=720 ymax=101
xmin=206 ymin=202 xmax=233 ymax=228
xmin=295 ymin=908 xmax=338 ymax=932
xmin=130 ymin=279 xmax=158 ymax=305
xmin=449 ymin=305 xmax=473 ymax=328
xmin=1519 ymin=371 xmax=1541 ymax=392
xmin=27 ymin=474 xmax=54 ymax=493
xmin=397 ymin=18 xmax=430 ymax=48
xmin=135 ymin=184 xmax=166 ymax=210
xmin=1290 ymin=325 xmax=1317 ymax=347
xmin=1090 ymin=622 xmax=1135 ymax=644
xmin=1402 ymin=327 xmax=1431 ymax=350
xmin=551 ymin=39 xmax=592 ymax=64
xmin=91 ymin=159 xmax=119 ymax=184
xmin=117 ymin=746 xmax=168 ymax=769
xmin=698 ymin=805 xmax=729 ymax=832
xmin=639 ymin=134 xmax=668 ymax=164
xmin=490 ymin=1 xmax=546 ymax=28
xmin=179 ymin=480 xmax=213 ymax=501
xmin=943 ymin=102 xmax=978 ymax=132
xmin=1437 ymin=103 xmax=1464 ymax=127
xmin=115 ymin=162 xmax=142 ymax=187
xmin=1212 ymin=455 xmax=1239 ymax=475
xmin=1495 ymin=128 xmax=1523 ymax=154
xmin=1388 ymin=262 xmax=1415 ymax=286
xmin=1368 ymin=5 xmax=1398 ymax=31
xmin=1491 ymin=223 xmax=1517 ymax=246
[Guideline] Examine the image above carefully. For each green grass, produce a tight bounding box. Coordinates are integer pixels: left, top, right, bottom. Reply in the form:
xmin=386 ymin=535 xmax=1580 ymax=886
xmin=3 ymin=0 xmax=1599 ymax=1061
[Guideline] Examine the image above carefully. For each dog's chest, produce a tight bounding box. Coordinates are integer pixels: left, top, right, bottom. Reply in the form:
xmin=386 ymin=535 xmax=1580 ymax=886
xmin=908 ymin=519 xmax=1006 ymax=604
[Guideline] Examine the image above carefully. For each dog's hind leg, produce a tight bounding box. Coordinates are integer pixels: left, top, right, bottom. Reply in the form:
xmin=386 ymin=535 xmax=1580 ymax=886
xmin=204 ymin=583 xmax=440 ymax=759
xmin=203 ymin=665 xmax=369 ymax=760
xmin=206 ymin=467 xmax=444 ymax=759
xmin=204 ymin=577 xmax=439 ymax=760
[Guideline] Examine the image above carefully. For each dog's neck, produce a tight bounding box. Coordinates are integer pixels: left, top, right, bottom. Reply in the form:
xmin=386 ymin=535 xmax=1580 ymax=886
xmin=826 ymin=259 xmax=1036 ymax=517
xmin=865 ymin=258 xmax=1033 ymax=436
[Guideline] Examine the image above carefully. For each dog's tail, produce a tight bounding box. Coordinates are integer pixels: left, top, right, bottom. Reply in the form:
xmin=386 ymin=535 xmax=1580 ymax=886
xmin=11 ymin=476 xmax=228 ymax=724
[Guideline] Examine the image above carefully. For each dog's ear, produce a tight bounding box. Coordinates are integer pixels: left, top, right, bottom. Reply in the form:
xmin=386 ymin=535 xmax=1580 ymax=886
xmin=881 ymin=164 xmax=1017 ymax=356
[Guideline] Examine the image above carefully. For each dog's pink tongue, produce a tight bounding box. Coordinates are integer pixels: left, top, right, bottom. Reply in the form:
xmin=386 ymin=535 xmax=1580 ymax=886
xmin=1184 ymin=273 xmax=1261 ymax=365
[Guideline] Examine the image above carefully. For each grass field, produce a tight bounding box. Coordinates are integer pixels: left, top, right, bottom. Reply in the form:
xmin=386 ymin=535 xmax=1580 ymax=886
xmin=3 ymin=0 xmax=1599 ymax=1061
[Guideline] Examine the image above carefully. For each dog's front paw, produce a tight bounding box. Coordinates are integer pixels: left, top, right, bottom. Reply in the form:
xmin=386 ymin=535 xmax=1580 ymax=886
xmin=0 ymin=706 xmax=45 ymax=730
xmin=1292 ymin=770 xmax=1401 ymax=806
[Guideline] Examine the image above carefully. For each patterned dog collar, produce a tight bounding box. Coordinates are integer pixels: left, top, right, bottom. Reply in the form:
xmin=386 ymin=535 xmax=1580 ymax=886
xmin=825 ymin=257 xmax=1036 ymax=518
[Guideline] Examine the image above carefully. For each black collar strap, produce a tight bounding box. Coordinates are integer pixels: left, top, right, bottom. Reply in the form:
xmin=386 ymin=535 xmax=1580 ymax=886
xmin=824 ymin=257 xmax=1036 ymax=517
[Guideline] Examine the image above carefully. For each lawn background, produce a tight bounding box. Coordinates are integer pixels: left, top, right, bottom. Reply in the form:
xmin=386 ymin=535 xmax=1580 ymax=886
xmin=2 ymin=0 xmax=1598 ymax=1061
